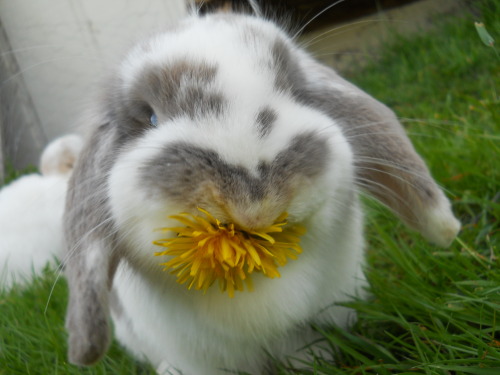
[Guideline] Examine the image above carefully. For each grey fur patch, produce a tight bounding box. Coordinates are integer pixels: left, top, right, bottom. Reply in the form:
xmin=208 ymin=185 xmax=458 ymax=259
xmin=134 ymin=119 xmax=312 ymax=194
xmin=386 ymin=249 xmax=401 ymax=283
xmin=140 ymin=131 xmax=329 ymax=205
xmin=65 ymin=124 xmax=119 ymax=246
xmin=64 ymin=121 xmax=121 ymax=365
xmin=127 ymin=59 xmax=226 ymax=123
xmin=270 ymin=38 xmax=306 ymax=95
xmin=272 ymin=132 xmax=329 ymax=179
xmin=256 ymin=107 xmax=277 ymax=138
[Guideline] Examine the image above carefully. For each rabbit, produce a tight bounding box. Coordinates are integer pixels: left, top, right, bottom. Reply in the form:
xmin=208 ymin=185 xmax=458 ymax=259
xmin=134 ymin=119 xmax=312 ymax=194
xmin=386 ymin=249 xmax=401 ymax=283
xmin=0 ymin=134 xmax=83 ymax=289
xmin=63 ymin=7 xmax=461 ymax=375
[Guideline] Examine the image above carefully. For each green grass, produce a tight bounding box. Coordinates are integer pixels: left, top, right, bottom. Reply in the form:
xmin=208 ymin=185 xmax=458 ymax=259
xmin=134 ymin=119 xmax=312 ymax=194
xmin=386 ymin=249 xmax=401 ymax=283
xmin=1 ymin=1 xmax=499 ymax=374
xmin=0 ymin=175 xmax=156 ymax=373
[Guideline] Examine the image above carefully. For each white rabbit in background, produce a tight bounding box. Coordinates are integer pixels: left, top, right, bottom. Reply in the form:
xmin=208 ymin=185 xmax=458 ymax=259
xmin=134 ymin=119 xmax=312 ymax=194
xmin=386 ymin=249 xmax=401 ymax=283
xmin=62 ymin=4 xmax=460 ymax=375
xmin=0 ymin=134 xmax=83 ymax=290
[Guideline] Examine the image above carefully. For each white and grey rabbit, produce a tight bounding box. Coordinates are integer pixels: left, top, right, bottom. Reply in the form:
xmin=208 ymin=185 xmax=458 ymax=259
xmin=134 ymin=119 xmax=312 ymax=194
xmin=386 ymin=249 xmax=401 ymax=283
xmin=0 ymin=134 xmax=83 ymax=289
xmin=63 ymin=6 xmax=461 ymax=375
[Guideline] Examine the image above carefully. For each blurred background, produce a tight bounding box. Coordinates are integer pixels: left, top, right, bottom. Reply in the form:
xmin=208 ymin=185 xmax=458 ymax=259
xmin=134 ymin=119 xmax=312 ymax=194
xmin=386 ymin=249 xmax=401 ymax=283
xmin=0 ymin=0 xmax=462 ymax=180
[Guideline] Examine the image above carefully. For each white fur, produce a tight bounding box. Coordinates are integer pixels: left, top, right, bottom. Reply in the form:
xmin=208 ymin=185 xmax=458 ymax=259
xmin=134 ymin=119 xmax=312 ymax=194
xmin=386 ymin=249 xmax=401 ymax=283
xmin=0 ymin=174 xmax=68 ymax=289
xmin=419 ymin=189 xmax=461 ymax=247
xmin=0 ymin=134 xmax=82 ymax=289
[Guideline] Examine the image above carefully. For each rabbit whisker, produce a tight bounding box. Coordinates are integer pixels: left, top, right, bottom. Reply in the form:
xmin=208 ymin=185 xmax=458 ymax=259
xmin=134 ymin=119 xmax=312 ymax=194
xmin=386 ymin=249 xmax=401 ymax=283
xmin=292 ymin=0 xmax=347 ymax=40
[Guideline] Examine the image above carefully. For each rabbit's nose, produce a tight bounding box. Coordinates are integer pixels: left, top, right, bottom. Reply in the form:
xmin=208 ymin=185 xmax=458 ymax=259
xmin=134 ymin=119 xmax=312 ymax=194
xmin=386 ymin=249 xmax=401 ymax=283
xmin=225 ymin=198 xmax=289 ymax=231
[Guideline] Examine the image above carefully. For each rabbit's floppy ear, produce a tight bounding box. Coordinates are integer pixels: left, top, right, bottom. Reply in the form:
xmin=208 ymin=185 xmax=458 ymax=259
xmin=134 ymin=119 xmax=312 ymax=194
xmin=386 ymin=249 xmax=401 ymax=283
xmin=296 ymin=55 xmax=460 ymax=246
xmin=63 ymin=122 xmax=120 ymax=365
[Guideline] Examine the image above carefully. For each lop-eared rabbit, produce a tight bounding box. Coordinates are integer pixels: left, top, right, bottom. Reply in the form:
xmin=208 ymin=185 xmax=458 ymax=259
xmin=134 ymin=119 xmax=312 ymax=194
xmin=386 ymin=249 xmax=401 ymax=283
xmin=64 ymin=6 xmax=460 ymax=375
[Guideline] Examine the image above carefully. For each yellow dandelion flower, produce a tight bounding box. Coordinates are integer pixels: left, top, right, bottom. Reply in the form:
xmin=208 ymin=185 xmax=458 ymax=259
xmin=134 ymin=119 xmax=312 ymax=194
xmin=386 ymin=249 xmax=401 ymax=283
xmin=153 ymin=208 xmax=306 ymax=297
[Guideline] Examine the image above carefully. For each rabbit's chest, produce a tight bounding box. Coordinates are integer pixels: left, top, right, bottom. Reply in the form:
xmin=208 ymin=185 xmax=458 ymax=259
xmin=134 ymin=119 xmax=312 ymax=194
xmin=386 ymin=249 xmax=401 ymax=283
xmin=115 ymin=197 xmax=365 ymax=335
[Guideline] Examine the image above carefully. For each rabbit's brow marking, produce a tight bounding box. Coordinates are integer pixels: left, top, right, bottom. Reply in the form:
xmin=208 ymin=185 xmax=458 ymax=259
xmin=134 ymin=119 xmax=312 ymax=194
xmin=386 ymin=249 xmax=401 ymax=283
xmin=139 ymin=132 xmax=329 ymax=203
xmin=129 ymin=59 xmax=226 ymax=121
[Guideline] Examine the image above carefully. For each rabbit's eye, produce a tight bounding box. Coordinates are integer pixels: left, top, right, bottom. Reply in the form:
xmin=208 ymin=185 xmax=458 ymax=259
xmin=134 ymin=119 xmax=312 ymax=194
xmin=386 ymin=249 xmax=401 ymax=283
xmin=150 ymin=113 xmax=158 ymax=127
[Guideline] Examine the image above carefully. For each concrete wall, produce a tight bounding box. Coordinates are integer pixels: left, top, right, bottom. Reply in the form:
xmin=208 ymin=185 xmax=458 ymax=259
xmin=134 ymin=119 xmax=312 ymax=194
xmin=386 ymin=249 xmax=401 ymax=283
xmin=0 ymin=0 xmax=187 ymax=169
xmin=0 ymin=17 xmax=46 ymax=173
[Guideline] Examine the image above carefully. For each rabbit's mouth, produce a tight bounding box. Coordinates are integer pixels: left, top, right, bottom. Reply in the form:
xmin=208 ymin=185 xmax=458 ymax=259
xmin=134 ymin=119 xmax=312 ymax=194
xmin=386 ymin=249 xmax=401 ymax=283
xmin=152 ymin=207 xmax=306 ymax=298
